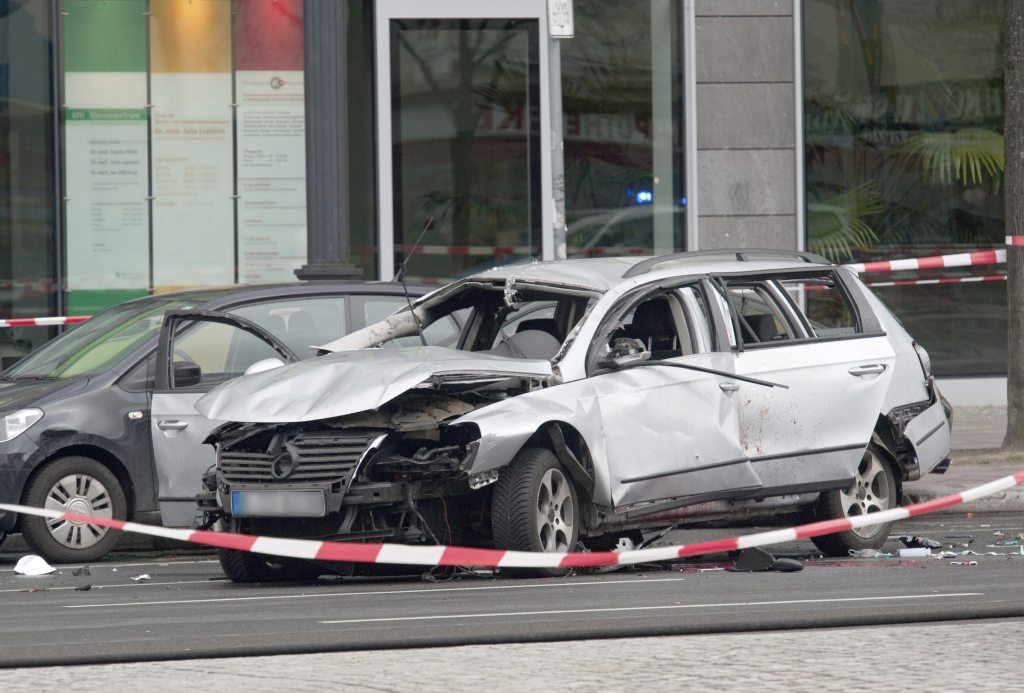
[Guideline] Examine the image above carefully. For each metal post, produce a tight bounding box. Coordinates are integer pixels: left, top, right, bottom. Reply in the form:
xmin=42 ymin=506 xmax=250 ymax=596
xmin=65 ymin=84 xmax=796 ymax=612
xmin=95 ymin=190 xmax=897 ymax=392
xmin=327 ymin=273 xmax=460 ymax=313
xmin=295 ymin=0 xmax=361 ymax=280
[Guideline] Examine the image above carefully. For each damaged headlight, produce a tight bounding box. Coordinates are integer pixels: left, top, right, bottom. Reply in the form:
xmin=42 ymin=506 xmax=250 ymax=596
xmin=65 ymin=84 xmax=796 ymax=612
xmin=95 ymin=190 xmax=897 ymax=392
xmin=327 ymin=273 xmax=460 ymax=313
xmin=468 ymin=469 xmax=499 ymax=489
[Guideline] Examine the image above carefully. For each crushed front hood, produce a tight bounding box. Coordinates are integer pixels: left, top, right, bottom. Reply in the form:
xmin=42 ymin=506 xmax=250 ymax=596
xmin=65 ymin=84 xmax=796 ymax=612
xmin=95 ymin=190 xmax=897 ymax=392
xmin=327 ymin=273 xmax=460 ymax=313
xmin=195 ymin=346 xmax=553 ymax=423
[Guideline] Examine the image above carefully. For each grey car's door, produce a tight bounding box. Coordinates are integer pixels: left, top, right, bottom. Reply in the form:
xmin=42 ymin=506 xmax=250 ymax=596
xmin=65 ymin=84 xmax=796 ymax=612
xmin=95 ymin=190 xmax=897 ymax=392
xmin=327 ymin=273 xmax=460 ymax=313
xmin=150 ymin=311 xmax=298 ymax=527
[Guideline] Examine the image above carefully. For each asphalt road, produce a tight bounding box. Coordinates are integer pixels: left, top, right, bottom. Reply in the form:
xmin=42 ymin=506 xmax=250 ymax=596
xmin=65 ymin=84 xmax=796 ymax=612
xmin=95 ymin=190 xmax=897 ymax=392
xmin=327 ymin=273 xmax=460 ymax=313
xmin=1 ymin=513 xmax=1021 ymax=669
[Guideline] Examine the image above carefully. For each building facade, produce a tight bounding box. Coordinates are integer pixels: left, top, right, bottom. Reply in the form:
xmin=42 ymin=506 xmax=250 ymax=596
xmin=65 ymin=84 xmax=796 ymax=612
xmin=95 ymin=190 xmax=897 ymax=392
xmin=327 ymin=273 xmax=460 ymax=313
xmin=0 ymin=0 xmax=1008 ymax=388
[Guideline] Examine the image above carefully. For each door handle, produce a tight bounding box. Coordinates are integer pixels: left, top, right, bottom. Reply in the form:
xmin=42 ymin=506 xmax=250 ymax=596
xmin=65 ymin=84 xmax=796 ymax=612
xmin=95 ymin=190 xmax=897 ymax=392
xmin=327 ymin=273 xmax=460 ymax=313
xmin=848 ymin=364 xmax=886 ymax=377
xmin=719 ymin=381 xmax=741 ymax=392
xmin=157 ymin=419 xmax=189 ymax=431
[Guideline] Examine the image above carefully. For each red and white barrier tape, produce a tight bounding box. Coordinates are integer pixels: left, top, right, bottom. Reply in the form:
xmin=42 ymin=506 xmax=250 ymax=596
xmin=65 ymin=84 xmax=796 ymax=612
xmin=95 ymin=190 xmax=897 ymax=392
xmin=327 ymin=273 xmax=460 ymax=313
xmin=844 ymin=249 xmax=1006 ymax=274
xmin=864 ymin=274 xmax=1007 ymax=289
xmin=0 ymin=248 xmax=1014 ymax=330
xmin=1 ymin=470 xmax=1021 ymax=569
xmin=0 ymin=316 xmax=90 ymax=328
xmin=1007 ymin=236 xmax=1024 ymax=247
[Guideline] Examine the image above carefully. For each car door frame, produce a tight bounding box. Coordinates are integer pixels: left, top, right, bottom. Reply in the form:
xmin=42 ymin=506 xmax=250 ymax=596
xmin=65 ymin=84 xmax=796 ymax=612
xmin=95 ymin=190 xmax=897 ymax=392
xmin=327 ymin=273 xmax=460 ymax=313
xmin=583 ymin=278 xmax=764 ymax=512
xmin=707 ymin=267 xmax=895 ymax=496
xmin=150 ymin=310 xmax=300 ymax=527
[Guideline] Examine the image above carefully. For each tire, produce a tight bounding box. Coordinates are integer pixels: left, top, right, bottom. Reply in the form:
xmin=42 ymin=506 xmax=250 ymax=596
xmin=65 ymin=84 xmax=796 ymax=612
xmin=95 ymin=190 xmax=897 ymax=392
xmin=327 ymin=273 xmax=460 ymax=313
xmin=811 ymin=445 xmax=898 ymax=556
xmin=492 ymin=447 xmax=579 ymax=577
xmin=217 ymin=547 xmax=324 ymax=584
xmin=21 ymin=456 xmax=127 ymax=564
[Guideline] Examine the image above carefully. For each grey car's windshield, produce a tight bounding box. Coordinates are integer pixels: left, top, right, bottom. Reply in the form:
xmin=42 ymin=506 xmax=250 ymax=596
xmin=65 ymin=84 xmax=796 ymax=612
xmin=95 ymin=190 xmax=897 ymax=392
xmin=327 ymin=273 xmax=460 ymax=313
xmin=3 ymin=299 xmax=200 ymax=380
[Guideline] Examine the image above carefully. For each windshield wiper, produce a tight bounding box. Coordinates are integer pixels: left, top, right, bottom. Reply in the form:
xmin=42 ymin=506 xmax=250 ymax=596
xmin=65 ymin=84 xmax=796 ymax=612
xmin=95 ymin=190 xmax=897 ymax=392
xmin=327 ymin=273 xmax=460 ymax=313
xmin=619 ymin=360 xmax=787 ymax=389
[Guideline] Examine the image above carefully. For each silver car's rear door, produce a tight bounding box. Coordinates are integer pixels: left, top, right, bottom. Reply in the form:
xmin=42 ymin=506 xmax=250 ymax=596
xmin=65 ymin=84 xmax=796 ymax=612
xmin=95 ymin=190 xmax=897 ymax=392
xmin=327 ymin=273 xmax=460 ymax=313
xmin=718 ymin=272 xmax=895 ymax=493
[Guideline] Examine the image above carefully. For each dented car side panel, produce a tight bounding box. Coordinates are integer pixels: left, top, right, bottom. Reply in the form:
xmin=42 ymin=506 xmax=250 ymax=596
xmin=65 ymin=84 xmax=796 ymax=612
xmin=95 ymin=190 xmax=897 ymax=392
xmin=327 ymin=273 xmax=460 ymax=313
xmin=454 ymin=351 xmax=752 ymax=510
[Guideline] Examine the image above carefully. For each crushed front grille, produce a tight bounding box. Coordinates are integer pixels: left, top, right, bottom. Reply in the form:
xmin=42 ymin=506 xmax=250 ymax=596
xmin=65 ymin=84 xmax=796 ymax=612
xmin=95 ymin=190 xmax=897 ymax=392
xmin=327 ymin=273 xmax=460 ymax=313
xmin=218 ymin=429 xmax=380 ymax=485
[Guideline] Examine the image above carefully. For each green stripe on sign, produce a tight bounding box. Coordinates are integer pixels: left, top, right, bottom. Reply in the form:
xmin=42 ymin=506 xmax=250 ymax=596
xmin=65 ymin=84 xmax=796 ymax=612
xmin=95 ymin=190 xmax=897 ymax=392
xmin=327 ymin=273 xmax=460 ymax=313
xmin=64 ymin=0 xmax=147 ymax=72
xmin=65 ymin=109 xmax=149 ymax=121
xmin=67 ymin=289 xmax=150 ymax=316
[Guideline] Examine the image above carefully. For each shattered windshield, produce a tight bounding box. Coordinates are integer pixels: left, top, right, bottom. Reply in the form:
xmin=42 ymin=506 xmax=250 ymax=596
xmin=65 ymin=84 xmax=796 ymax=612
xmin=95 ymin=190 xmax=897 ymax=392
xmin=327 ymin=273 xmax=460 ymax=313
xmin=322 ymin=281 xmax=599 ymax=360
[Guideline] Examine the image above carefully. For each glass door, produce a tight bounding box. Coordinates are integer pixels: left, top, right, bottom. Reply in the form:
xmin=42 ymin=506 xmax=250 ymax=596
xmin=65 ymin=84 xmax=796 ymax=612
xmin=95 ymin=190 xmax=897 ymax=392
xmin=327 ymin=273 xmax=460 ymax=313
xmin=375 ymin=0 xmax=553 ymax=281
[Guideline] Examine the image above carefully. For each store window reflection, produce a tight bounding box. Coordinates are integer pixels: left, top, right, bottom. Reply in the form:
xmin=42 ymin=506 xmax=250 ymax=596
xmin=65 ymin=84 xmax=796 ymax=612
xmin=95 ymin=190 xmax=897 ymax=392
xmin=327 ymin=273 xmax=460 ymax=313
xmin=0 ymin=0 xmax=57 ymax=368
xmin=804 ymin=0 xmax=1005 ymax=376
xmin=389 ymin=18 xmax=541 ymax=280
xmin=562 ymin=0 xmax=684 ymax=258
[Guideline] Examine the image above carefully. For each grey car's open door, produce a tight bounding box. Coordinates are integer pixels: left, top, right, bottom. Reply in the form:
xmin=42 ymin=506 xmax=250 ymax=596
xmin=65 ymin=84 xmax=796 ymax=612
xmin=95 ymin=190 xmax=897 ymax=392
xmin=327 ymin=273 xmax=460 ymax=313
xmin=150 ymin=311 xmax=298 ymax=527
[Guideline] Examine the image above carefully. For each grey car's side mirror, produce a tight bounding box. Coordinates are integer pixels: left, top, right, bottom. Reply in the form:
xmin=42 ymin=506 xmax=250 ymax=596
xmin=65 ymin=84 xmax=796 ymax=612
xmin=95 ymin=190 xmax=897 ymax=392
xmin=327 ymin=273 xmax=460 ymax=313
xmin=601 ymin=337 xmax=651 ymax=368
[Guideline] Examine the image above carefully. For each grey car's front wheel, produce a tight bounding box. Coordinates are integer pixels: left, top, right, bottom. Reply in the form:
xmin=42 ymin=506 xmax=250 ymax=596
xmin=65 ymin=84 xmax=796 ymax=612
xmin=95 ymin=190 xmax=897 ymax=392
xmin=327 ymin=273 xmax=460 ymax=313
xmin=811 ymin=445 xmax=898 ymax=556
xmin=491 ymin=447 xmax=579 ymax=577
xmin=21 ymin=456 xmax=128 ymax=564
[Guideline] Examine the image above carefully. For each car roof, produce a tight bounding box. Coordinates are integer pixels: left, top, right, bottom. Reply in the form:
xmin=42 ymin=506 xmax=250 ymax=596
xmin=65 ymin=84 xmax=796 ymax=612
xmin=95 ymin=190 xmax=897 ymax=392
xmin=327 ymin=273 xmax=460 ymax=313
xmin=465 ymin=251 xmax=833 ymax=292
xmin=113 ymin=281 xmax=430 ymax=311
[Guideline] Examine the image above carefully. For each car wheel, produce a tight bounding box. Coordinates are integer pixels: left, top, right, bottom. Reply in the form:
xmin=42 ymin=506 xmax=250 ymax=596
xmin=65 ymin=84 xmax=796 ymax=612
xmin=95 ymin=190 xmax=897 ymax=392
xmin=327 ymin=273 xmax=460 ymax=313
xmin=811 ymin=445 xmax=897 ymax=556
xmin=21 ymin=456 xmax=128 ymax=564
xmin=491 ymin=447 xmax=579 ymax=577
xmin=217 ymin=547 xmax=323 ymax=583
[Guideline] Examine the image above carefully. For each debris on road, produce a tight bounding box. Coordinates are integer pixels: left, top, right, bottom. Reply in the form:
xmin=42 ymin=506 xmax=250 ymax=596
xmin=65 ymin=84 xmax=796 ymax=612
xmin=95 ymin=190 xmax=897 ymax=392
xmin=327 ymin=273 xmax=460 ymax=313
xmin=129 ymin=574 xmax=151 ymax=582
xmin=728 ymin=548 xmax=804 ymax=573
xmin=14 ymin=555 xmax=55 ymax=576
xmin=950 ymin=561 xmax=978 ymax=566
xmin=72 ymin=566 xmax=91 ymax=576
xmin=74 ymin=583 xmax=92 ymax=591
xmin=899 ymin=535 xmax=942 ymax=549
xmin=898 ymin=547 xmax=932 ymax=558
xmin=848 ymin=548 xmax=892 ymax=558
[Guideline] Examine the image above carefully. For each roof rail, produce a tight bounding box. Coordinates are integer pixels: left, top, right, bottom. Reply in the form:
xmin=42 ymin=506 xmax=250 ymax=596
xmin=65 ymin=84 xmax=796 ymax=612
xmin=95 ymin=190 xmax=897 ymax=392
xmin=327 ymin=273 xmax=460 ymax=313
xmin=622 ymin=248 xmax=833 ymax=278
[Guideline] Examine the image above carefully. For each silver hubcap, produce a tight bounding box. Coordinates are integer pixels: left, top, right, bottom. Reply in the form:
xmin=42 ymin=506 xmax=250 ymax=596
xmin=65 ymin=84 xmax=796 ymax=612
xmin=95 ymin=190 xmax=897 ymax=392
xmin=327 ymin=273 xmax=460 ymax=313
xmin=535 ymin=468 xmax=574 ymax=552
xmin=839 ymin=451 xmax=892 ymax=538
xmin=42 ymin=474 xmax=114 ymax=550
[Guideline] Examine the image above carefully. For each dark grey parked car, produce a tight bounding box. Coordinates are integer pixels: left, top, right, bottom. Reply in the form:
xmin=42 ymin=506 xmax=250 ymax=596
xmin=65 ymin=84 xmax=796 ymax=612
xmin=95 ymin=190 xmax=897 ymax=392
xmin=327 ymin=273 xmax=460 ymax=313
xmin=0 ymin=282 xmax=455 ymax=563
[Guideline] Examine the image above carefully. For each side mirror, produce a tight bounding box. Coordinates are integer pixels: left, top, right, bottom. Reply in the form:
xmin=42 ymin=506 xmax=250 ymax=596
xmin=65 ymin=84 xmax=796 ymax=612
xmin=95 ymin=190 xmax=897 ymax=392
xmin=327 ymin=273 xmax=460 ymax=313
xmin=171 ymin=360 xmax=202 ymax=388
xmin=600 ymin=337 xmax=651 ymax=368
xmin=244 ymin=357 xmax=285 ymax=376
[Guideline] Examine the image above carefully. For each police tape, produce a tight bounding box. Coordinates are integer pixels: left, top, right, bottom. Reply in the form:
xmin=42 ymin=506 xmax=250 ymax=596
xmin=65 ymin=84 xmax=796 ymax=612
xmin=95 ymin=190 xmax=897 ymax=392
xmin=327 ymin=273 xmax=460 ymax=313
xmin=1 ymin=470 xmax=1022 ymax=568
xmin=844 ymin=249 xmax=1006 ymax=274
xmin=863 ymin=274 xmax=1006 ymax=289
xmin=0 ymin=316 xmax=91 ymax=328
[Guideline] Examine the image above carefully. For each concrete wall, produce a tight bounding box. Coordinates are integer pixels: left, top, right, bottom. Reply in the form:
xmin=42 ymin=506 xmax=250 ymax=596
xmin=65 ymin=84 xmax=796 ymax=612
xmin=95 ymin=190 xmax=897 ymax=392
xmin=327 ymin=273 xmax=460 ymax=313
xmin=693 ymin=0 xmax=798 ymax=250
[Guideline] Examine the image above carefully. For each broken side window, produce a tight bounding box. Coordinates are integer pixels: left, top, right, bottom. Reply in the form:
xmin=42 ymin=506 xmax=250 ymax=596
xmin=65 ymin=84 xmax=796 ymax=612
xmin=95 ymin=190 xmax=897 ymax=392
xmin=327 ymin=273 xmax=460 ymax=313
xmin=776 ymin=274 xmax=861 ymax=338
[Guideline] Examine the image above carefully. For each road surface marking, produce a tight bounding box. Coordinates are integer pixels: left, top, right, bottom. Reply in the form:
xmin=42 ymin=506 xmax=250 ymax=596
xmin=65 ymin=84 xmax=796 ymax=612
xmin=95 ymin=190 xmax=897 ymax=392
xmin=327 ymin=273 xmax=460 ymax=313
xmin=318 ymin=593 xmax=985 ymax=624
xmin=63 ymin=576 xmax=688 ymax=609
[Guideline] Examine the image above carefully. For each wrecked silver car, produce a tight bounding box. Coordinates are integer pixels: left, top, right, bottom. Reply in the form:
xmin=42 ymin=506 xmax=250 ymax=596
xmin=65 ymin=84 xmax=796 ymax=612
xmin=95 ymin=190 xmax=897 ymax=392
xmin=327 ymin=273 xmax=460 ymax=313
xmin=187 ymin=250 xmax=952 ymax=581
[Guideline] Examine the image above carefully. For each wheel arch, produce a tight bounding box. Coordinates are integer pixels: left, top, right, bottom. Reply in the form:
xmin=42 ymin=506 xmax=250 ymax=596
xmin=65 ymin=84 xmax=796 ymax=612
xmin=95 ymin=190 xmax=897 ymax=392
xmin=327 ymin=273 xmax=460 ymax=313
xmin=516 ymin=421 xmax=595 ymax=499
xmin=868 ymin=425 xmax=903 ymax=505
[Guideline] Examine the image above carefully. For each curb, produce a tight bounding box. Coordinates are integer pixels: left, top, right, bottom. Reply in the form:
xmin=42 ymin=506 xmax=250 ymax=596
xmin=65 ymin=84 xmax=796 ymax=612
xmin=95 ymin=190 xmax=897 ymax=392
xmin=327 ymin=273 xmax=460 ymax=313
xmin=902 ymin=485 xmax=1024 ymax=514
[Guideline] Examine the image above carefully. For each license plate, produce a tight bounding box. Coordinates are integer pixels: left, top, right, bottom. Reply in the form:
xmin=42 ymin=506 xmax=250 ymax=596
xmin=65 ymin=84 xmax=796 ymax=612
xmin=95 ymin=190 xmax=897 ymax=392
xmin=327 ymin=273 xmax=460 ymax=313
xmin=230 ymin=489 xmax=326 ymax=517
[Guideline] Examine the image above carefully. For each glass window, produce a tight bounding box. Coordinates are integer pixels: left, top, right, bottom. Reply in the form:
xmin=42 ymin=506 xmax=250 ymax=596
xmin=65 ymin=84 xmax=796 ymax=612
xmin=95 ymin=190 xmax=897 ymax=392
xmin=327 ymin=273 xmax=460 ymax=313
xmin=778 ymin=276 xmax=859 ymax=338
xmin=804 ymin=1 xmax=1004 ymax=375
xmin=230 ymin=296 xmax=346 ymax=359
xmin=389 ymin=18 xmax=541 ymax=280
xmin=563 ymin=1 xmax=685 ymax=258
xmin=61 ymin=0 xmax=308 ymax=316
xmin=172 ymin=320 xmax=280 ymax=387
xmin=0 ymin=0 xmax=58 ymax=366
